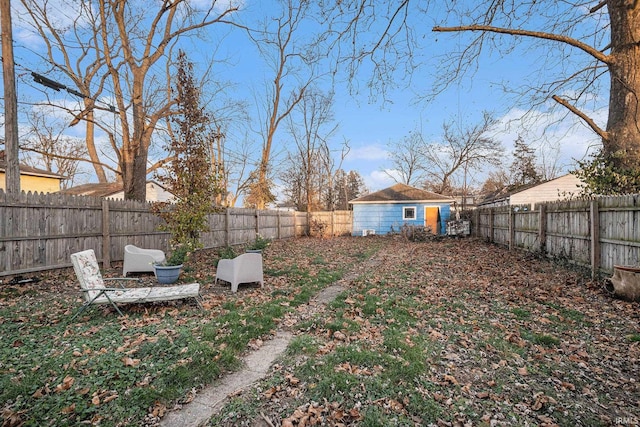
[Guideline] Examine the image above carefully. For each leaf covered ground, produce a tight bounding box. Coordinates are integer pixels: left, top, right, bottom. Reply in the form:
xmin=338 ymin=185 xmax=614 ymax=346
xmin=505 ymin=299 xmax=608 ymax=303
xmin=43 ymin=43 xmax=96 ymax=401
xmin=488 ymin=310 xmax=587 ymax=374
xmin=1 ymin=236 xmax=639 ymax=426
xmin=210 ymin=237 xmax=640 ymax=426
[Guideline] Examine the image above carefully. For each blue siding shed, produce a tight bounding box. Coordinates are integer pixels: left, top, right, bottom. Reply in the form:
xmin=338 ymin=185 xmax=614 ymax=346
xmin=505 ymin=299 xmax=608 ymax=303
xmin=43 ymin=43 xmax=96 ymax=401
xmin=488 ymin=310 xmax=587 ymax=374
xmin=349 ymin=183 xmax=453 ymax=236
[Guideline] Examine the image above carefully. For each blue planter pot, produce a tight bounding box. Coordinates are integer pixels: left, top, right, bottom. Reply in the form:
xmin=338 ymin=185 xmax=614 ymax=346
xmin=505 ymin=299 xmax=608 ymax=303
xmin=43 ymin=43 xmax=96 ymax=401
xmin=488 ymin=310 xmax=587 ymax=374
xmin=154 ymin=264 xmax=183 ymax=284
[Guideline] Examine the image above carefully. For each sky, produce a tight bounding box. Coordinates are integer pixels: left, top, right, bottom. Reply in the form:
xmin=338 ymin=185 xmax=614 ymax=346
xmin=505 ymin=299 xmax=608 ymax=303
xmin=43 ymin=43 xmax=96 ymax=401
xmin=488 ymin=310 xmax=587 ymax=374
xmin=4 ymin=0 xmax=608 ymax=200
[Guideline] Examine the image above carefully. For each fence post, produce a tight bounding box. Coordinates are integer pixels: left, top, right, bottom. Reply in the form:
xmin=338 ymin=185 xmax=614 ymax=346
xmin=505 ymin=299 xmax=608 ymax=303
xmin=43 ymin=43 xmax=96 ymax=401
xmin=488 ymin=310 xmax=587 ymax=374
xmin=488 ymin=208 xmax=494 ymax=243
xmin=331 ymin=211 xmax=336 ymax=236
xmin=538 ymin=204 xmax=547 ymax=253
xmin=590 ymin=200 xmax=601 ymax=279
xmin=255 ymin=209 xmax=260 ymax=237
xmin=225 ymin=208 xmax=231 ymax=246
xmin=509 ymin=207 xmax=515 ymax=250
xmin=473 ymin=209 xmax=480 ymax=237
xmin=277 ymin=210 xmax=281 ymax=240
xmin=102 ymin=200 xmax=111 ymax=268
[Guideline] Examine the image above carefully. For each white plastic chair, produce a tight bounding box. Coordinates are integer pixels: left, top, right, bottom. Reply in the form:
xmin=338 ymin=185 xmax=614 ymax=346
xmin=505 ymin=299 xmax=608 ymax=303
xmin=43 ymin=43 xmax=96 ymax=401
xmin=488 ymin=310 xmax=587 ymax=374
xmin=122 ymin=244 xmax=166 ymax=276
xmin=214 ymin=252 xmax=264 ymax=292
xmin=71 ymin=249 xmax=201 ymax=319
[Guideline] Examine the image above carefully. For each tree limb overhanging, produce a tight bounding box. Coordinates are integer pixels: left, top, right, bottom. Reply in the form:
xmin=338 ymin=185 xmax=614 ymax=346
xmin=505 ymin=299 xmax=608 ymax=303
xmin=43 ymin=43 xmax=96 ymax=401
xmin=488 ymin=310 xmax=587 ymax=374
xmin=432 ymin=24 xmax=611 ymax=65
xmin=552 ymin=94 xmax=609 ymax=141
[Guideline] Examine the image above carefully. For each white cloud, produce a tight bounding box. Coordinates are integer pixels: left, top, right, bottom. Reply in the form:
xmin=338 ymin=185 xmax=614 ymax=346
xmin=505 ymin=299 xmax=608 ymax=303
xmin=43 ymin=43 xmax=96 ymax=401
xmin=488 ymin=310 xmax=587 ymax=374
xmin=346 ymin=144 xmax=389 ymax=161
xmin=365 ymin=170 xmax=396 ymax=192
xmin=492 ymin=104 xmax=605 ymax=173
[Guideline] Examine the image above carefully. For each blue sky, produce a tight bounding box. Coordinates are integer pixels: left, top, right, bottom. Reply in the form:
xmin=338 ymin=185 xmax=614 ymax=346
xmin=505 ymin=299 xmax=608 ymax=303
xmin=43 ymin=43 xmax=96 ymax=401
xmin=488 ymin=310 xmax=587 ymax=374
xmin=216 ymin=0 xmax=606 ymax=193
xmin=5 ymin=0 xmax=607 ymax=198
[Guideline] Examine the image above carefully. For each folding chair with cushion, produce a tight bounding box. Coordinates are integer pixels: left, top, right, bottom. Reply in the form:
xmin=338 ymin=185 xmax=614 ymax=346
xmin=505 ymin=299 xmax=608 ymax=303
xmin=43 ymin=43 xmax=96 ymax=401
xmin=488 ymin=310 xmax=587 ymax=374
xmin=122 ymin=244 xmax=166 ymax=276
xmin=70 ymin=249 xmax=202 ymax=320
xmin=214 ymin=252 xmax=264 ymax=293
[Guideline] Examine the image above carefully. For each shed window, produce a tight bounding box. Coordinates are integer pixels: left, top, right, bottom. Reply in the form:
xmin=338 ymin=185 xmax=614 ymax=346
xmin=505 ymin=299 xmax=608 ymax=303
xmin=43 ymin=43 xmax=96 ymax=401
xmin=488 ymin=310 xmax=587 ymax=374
xmin=403 ymin=206 xmax=416 ymax=220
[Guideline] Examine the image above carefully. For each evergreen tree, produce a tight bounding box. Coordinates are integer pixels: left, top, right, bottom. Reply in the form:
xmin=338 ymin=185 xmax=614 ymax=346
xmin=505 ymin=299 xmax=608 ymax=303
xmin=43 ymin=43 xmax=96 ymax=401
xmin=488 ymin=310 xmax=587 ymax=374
xmin=510 ymin=137 xmax=541 ymax=187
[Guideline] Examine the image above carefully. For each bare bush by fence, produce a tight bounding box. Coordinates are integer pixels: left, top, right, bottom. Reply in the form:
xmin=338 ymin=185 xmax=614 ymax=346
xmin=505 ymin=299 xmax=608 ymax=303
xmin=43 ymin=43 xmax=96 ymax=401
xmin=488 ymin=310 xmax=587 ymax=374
xmin=472 ymin=194 xmax=640 ymax=277
xmin=0 ymin=190 xmax=353 ymax=276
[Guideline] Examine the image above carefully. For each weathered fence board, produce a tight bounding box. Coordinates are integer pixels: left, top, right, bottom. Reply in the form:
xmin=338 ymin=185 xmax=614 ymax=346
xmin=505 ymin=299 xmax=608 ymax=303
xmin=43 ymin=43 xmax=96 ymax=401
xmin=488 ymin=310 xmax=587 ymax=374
xmin=0 ymin=190 xmax=352 ymax=276
xmin=473 ymin=194 xmax=640 ymax=277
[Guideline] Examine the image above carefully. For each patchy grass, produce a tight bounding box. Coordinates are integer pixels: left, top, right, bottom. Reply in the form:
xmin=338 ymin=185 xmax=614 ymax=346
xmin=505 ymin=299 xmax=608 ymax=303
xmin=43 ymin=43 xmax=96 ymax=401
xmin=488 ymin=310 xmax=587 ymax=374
xmin=0 ymin=237 xmax=381 ymax=426
xmin=2 ymin=236 xmax=640 ymax=426
xmin=210 ymin=237 xmax=640 ymax=427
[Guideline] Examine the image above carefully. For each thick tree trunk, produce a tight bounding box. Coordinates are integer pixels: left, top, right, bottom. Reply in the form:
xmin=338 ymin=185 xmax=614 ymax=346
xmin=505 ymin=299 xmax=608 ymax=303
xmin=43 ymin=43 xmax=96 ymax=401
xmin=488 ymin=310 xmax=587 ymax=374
xmin=606 ymin=1 xmax=640 ymax=170
xmin=124 ymin=75 xmax=149 ymax=202
xmin=84 ymin=107 xmax=108 ymax=183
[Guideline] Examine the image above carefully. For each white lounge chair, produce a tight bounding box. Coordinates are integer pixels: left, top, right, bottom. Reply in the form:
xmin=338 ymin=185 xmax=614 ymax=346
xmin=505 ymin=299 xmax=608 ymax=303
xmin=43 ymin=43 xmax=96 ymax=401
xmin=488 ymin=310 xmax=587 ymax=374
xmin=71 ymin=249 xmax=201 ymax=320
xmin=123 ymin=244 xmax=166 ymax=276
xmin=214 ymin=252 xmax=264 ymax=293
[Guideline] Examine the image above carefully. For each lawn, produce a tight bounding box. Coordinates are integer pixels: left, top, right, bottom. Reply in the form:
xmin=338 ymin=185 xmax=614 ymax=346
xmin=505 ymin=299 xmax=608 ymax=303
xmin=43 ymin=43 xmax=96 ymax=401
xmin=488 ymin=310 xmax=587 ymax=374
xmin=1 ymin=236 xmax=639 ymax=426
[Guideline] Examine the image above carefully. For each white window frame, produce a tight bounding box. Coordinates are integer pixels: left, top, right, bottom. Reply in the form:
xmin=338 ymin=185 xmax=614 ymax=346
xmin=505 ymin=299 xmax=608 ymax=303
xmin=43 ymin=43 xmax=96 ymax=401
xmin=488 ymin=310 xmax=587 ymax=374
xmin=403 ymin=206 xmax=417 ymax=220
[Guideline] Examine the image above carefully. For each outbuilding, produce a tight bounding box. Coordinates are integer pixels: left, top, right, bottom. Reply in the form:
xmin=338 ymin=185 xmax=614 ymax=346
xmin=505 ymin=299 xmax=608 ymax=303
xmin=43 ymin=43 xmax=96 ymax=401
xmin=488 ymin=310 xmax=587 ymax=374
xmin=349 ymin=183 xmax=454 ymax=236
xmin=478 ymin=173 xmax=584 ymax=209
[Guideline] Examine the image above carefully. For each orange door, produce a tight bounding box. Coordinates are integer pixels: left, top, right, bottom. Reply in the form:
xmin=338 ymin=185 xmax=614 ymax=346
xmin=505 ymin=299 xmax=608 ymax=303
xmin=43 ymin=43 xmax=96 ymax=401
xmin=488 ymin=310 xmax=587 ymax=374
xmin=424 ymin=207 xmax=440 ymax=234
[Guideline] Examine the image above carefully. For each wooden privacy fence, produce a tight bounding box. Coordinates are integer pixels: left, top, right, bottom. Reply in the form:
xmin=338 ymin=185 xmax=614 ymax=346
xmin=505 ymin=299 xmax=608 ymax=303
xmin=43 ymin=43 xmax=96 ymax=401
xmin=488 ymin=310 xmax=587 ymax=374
xmin=472 ymin=194 xmax=640 ymax=278
xmin=0 ymin=190 xmax=353 ymax=277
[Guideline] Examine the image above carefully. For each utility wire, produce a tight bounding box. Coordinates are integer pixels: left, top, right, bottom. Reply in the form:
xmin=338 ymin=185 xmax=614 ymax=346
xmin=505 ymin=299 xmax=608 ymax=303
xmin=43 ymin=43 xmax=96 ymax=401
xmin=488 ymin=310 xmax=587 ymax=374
xmin=2 ymin=51 xmax=119 ymax=113
xmin=29 ymin=71 xmax=117 ymax=113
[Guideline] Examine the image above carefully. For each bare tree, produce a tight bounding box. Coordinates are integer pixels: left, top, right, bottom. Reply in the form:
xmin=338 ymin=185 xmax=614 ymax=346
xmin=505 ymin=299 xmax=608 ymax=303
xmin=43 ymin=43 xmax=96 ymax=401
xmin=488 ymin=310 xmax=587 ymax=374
xmin=537 ymin=138 xmax=564 ymax=182
xmin=385 ymin=131 xmax=428 ymax=186
xmin=319 ymin=1 xmax=417 ymax=100
xmin=319 ymin=2 xmax=640 ymax=190
xmin=19 ymin=0 xmax=112 ymax=183
xmin=21 ymin=108 xmax=88 ymax=188
xmin=421 ymin=112 xmax=504 ymax=195
xmin=480 ymin=169 xmax=510 ymax=195
xmin=20 ymin=0 xmax=240 ymax=201
xmin=223 ymin=132 xmax=259 ymax=207
xmin=285 ymin=89 xmax=338 ymax=212
xmin=431 ymin=1 xmax=640 ymax=185
xmin=243 ymin=0 xmax=321 ymax=208
xmin=333 ymin=169 xmax=367 ymax=210
xmin=319 ymin=138 xmax=350 ymax=211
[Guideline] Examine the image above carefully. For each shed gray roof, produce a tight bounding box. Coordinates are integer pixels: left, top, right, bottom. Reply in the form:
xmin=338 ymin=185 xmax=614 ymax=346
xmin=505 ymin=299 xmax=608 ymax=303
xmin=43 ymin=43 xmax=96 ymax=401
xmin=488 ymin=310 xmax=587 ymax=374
xmin=350 ymin=183 xmax=453 ymax=204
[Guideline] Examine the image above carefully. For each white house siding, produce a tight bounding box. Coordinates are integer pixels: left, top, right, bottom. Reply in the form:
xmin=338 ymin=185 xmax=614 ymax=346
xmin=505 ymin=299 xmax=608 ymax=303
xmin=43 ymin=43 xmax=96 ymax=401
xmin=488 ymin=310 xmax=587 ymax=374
xmin=510 ymin=174 xmax=583 ymax=207
xmin=109 ymin=182 xmax=174 ymax=202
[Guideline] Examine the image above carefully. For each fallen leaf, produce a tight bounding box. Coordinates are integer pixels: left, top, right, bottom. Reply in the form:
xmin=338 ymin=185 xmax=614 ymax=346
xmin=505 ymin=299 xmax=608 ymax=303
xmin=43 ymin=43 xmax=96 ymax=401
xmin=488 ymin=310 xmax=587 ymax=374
xmin=103 ymin=393 xmax=118 ymax=403
xmin=60 ymin=403 xmax=76 ymax=414
xmin=55 ymin=375 xmax=74 ymax=392
xmin=443 ymin=374 xmax=458 ymax=385
xmin=333 ymin=331 xmax=347 ymax=341
xmin=121 ymin=357 xmax=140 ymax=367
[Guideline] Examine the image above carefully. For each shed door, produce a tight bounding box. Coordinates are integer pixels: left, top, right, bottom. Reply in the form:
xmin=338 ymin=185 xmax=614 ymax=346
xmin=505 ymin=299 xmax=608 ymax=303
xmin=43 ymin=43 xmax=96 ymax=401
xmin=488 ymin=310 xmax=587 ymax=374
xmin=424 ymin=207 xmax=440 ymax=234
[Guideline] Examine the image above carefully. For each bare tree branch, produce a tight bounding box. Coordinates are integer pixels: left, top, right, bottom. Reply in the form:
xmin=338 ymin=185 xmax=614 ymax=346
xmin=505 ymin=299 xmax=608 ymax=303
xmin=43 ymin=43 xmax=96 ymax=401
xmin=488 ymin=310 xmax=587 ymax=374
xmin=432 ymin=24 xmax=611 ymax=65
xmin=552 ymin=94 xmax=609 ymax=141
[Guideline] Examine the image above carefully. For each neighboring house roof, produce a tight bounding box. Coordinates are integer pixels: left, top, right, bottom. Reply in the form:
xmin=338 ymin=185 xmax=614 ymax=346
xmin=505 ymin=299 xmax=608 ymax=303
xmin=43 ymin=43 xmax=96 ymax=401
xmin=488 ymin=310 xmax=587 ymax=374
xmin=0 ymin=150 xmax=66 ymax=179
xmin=60 ymin=181 xmax=173 ymax=202
xmin=350 ymin=183 xmax=454 ymax=204
xmin=60 ymin=182 xmax=126 ymax=197
xmin=478 ymin=173 xmax=584 ymax=207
